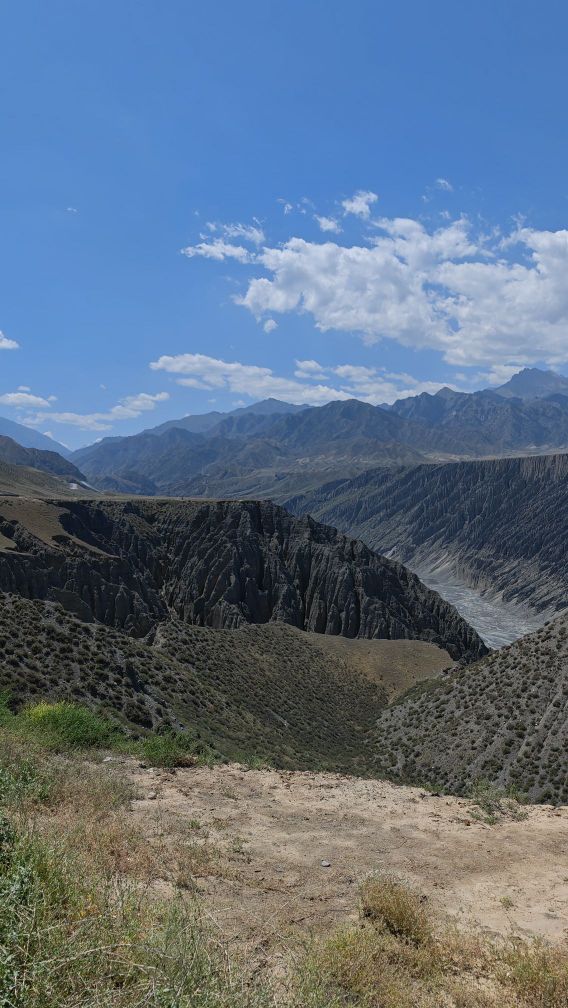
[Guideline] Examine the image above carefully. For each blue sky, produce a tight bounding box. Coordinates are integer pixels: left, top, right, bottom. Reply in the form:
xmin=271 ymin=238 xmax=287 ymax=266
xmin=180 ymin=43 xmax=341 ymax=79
xmin=2 ymin=1 xmax=568 ymax=447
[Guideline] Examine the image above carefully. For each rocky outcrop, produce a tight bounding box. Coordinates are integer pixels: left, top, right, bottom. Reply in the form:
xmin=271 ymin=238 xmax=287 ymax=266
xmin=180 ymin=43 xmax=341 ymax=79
xmin=287 ymin=453 xmax=568 ymax=614
xmin=0 ymin=497 xmax=487 ymax=661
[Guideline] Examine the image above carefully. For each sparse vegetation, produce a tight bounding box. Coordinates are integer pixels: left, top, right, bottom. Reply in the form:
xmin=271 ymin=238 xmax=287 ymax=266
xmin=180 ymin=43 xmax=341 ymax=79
xmin=0 ymin=592 xmax=389 ymax=773
xmin=1 ymin=724 xmax=567 ymax=1007
xmin=374 ymin=614 xmax=568 ymax=803
xmin=360 ymin=874 xmax=432 ymax=945
xmin=468 ymin=780 xmax=528 ymax=824
xmin=297 ymin=873 xmax=568 ymax=1008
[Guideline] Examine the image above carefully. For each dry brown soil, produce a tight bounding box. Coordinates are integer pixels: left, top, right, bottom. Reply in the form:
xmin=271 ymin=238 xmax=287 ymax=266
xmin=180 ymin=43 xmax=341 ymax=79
xmin=126 ymin=761 xmax=568 ymax=956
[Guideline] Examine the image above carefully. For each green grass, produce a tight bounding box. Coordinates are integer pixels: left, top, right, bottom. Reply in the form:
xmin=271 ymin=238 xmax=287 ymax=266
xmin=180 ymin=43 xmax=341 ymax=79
xmin=14 ymin=699 xmax=115 ymax=749
xmin=0 ymin=815 xmax=271 ymax=1008
xmin=0 ymin=695 xmax=220 ymax=768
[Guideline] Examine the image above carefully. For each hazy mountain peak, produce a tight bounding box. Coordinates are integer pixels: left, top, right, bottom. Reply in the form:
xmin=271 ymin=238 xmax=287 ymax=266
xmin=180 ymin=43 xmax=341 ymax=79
xmin=0 ymin=415 xmax=71 ymax=458
xmin=492 ymin=366 xmax=568 ymax=400
xmin=229 ymin=397 xmax=308 ymax=417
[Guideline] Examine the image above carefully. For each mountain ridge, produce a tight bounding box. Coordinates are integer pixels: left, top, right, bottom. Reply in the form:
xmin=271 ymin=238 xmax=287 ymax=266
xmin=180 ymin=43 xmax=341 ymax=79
xmin=68 ymin=370 xmax=568 ymax=499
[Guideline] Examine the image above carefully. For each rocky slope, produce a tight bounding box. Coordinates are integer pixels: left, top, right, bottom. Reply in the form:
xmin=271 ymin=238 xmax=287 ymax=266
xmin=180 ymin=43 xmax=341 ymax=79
xmin=287 ymin=453 xmax=568 ymax=614
xmin=373 ymin=614 xmax=568 ymax=803
xmin=0 ymin=496 xmax=486 ymax=661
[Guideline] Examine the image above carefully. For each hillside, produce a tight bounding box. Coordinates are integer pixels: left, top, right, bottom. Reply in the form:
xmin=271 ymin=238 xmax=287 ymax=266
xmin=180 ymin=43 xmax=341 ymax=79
xmin=3 ymin=718 xmax=568 ymax=1008
xmin=287 ymin=453 xmax=568 ymax=615
xmin=0 ymin=414 xmax=71 ymax=456
xmin=373 ymin=614 xmax=568 ymax=803
xmin=0 ymin=435 xmax=86 ymax=481
xmin=0 ymin=591 xmax=401 ymax=770
xmin=0 ymin=496 xmax=486 ymax=661
xmin=0 ymin=459 xmax=94 ymax=498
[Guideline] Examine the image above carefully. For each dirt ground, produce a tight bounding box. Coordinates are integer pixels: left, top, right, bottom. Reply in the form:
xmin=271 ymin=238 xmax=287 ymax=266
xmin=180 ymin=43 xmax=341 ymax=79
xmin=126 ymin=761 xmax=568 ymax=954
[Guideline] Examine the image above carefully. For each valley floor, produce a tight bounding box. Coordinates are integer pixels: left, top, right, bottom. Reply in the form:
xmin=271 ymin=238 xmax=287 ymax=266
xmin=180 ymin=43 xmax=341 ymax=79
xmin=412 ymin=567 xmax=548 ymax=647
xmin=126 ymin=760 xmax=568 ymax=949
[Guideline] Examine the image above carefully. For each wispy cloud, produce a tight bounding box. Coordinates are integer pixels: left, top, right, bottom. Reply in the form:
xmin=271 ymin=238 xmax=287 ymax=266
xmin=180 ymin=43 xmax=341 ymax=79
xmin=150 ymin=352 xmax=449 ymax=406
xmin=204 ymin=221 xmax=265 ymax=245
xmin=24 ymin=391 xmax=169 ymax=432
xmin=180 ymin=239 xmax=254 ymax=263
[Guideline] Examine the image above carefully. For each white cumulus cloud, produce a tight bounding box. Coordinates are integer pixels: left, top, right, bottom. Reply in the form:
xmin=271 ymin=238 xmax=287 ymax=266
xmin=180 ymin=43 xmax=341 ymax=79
xmin=0 ymin=331 xmax=19 ymax=351
xmin=315 ymin=215 xmax=342 ymax=233
xmin=227 ymin=217 xmax=568 ymax=369
xmin=263 ymin=319 xmax=278 ymax=334
xmin=341 ymin=190 xmax=379 ymax=219
xmin=0 ymin=391 xmax=53 ymax=408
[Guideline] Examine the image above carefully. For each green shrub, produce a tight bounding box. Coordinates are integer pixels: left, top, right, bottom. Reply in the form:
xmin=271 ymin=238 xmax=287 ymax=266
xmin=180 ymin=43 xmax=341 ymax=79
xmin=138 ymin=730 xmax=218 ymax=768
xmin=139 ymin=732 xmax=194 ymax=768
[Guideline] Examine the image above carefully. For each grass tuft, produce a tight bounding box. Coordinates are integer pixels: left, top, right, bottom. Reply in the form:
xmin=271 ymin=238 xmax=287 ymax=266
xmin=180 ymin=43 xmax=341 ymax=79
xmin=360 ymin=874 xmax=432 ymax=945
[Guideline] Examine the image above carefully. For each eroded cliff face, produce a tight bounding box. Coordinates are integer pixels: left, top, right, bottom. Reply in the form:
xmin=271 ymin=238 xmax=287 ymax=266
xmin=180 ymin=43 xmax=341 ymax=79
xmin=287 ymin=453 xmax=568 ymax=614
xmin=0 ymin=497 xmax=486 ymax=662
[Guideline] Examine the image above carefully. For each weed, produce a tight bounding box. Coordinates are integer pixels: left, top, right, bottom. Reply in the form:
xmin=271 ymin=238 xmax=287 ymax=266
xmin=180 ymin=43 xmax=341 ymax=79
xmin=360 ymin=874 xmax=432 ymax=946
xmin=468 ymin=780 xmax=529 ymax=824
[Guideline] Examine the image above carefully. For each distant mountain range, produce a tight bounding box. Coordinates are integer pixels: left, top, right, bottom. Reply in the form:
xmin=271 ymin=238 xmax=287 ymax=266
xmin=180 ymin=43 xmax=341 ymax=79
xmin=67 ymin=368 xmax=568 ymax=498
xmin=148 ymin=396 xmax=308 ymax=436
xmin=72 ymin=399 xmax=429 ymax=499
xmin=3 ymin=367 xmax=568 ymax=501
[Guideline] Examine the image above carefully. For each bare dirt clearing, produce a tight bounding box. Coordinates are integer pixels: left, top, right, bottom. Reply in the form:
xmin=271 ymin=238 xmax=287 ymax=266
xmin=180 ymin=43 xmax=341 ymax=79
xmin=126 ymin=761 xmax=568 ymax=955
